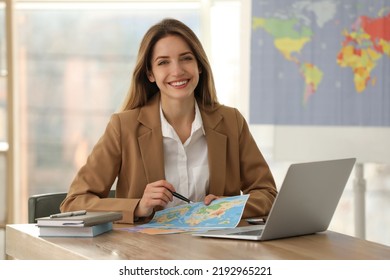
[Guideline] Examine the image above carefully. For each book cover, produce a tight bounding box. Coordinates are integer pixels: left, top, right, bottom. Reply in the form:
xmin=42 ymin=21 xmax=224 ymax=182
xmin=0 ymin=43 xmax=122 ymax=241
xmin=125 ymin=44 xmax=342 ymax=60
xmin=36 ymin=211 xmax=122 ymax=227
xmin=38 ymin=222 xmax=113 ymax=237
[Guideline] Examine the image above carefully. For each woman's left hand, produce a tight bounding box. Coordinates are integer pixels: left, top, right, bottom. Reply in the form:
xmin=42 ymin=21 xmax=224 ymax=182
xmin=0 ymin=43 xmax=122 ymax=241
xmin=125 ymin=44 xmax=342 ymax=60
xmin=203 ymin=194 xmax=220 ymax=205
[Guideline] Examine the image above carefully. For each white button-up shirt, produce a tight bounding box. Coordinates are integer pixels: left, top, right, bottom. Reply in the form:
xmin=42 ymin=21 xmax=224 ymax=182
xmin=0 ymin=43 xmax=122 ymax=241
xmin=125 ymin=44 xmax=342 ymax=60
xmin=160 ymin=101 xmax=209 ymax=207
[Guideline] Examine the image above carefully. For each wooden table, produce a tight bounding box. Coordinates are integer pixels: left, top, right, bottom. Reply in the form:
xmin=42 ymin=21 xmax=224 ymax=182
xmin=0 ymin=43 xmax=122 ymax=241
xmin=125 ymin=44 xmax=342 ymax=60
xmin=6 ymin=224 xmax=390 ymax=259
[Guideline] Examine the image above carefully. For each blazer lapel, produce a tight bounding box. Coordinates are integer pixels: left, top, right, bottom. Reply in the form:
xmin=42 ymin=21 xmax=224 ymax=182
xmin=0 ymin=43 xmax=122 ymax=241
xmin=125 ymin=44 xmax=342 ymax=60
xmin=201 ymin=107 xmax=227 ymax=196
xmin=137 ymin=95 xmax=165 ymax=183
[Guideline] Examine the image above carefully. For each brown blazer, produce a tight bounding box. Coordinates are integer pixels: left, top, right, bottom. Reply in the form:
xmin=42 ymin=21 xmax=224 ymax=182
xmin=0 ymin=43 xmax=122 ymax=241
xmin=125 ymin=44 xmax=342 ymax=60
xmin=60 ymin=94 xmax=277 ymax=224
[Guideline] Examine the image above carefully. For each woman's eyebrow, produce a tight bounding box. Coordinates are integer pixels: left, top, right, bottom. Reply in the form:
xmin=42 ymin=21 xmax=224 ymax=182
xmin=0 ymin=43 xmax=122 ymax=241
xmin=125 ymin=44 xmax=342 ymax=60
xmin=154 ymin=51 xmax=194 ymax=62
xmin=154 ymin=55 xmax=169 ymax=62
xmin=180 ymin=51 xmax=193 ymax=56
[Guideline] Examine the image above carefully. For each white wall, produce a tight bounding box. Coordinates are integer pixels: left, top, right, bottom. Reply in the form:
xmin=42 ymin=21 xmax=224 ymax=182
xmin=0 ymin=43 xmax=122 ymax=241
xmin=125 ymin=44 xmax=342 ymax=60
xmin=207 ymin=0 xmax=390 ymax=246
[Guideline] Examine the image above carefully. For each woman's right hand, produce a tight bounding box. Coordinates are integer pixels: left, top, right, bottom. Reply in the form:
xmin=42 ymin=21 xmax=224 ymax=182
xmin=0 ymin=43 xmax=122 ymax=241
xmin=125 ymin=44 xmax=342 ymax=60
xmin=134 ymin=180 xmax=175 ymax=218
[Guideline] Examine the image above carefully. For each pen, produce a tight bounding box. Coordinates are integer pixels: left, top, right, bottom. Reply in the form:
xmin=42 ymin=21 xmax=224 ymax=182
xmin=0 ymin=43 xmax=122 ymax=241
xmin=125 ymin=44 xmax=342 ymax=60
xmin=50 ymin=210 xmax=87 ymax=218
xmin=169 ymin=190 xmax=194 ymax=204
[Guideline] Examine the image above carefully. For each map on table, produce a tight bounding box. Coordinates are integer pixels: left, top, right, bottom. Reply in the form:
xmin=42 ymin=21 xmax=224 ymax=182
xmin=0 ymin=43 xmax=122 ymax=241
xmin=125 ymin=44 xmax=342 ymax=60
xmin=120 ymin=195 xmax=249 ymax=235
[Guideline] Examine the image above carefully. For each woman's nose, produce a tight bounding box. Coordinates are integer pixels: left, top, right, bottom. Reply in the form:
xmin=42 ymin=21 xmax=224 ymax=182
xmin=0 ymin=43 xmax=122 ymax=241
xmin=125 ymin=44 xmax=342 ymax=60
xmin=171 ymin=61 xmax=185 ymax=76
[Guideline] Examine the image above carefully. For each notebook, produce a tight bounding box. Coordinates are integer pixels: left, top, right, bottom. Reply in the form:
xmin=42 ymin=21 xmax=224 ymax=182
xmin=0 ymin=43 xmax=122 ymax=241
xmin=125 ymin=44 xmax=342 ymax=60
xmin=193 ymin=158 xmax=356 ymax=241
xmin=36 ymin=211 xmax=122 ymax=227
xmin=38 ymin=222 xmax=113 ymax=237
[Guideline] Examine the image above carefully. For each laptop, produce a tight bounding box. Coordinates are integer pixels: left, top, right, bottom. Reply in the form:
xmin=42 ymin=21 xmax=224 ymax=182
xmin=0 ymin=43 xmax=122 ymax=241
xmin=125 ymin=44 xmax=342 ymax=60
xmin=193 ymin=158 xmax=356 ymax=241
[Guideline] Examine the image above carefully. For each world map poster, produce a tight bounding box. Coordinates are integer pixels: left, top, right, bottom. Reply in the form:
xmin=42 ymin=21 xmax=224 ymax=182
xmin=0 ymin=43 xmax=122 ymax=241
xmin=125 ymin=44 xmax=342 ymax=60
xmin=120 ymin=195 xmax=249 ymax=235
xmin=250 ymin=0 xmax=390 ymax=126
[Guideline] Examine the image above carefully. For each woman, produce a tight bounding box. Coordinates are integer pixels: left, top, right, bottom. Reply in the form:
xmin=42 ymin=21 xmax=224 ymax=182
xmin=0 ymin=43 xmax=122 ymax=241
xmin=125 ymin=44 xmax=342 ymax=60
xmin=60 ymin=18 xmax=277 ymax=224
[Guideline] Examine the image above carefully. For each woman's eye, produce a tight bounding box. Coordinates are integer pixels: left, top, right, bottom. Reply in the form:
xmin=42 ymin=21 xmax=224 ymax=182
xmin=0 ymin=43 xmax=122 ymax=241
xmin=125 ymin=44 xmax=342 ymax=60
xmin=182 ymin=56 xmax=193 ymax=61
xmin=157 ymin=60 xmax=168 ymax=66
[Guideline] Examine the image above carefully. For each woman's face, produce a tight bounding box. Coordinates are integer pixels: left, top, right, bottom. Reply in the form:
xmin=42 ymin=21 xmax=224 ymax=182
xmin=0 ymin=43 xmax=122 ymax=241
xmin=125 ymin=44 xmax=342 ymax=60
xmin=148 ymin=35 xmax=200 ymax=103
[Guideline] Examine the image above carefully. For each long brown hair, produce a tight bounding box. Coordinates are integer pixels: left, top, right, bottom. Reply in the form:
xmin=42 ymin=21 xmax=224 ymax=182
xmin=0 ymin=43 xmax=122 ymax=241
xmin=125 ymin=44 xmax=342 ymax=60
xmin=120 ymin=18 xmax=219 ymax=111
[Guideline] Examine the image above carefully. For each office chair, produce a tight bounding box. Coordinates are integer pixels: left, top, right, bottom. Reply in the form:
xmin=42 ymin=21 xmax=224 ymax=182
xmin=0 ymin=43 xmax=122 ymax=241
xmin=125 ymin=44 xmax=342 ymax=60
xmin=28 ymin=190 xmax=116 ymax=223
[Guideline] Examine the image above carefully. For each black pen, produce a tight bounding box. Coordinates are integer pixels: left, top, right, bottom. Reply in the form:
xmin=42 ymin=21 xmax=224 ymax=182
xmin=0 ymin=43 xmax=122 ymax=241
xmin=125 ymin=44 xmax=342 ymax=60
xmin=169 ymin=190 xmax=194 ymax=204
xmin=50 ymin=210 xmax=86 ymax=218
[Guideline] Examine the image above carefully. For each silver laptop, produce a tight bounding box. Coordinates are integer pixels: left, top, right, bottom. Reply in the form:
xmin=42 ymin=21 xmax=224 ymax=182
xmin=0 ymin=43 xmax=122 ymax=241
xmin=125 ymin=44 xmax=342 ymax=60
xmin=193 ymin=158 xmax=356 ymax=241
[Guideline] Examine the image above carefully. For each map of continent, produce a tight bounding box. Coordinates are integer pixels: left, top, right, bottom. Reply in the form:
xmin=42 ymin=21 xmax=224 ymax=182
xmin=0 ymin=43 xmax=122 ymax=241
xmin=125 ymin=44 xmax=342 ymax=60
xmin=250 ymin=0 xmax=390 ymax=126
xmin=148 ymin=194 xmax=249 ymax=228
xmin=337 ymin=11 xmax=390 ymax=93
xmin=252 ymin=17 xmax=323 ymax=104
xmin=121 ymin=195 xmax=249 ymax=234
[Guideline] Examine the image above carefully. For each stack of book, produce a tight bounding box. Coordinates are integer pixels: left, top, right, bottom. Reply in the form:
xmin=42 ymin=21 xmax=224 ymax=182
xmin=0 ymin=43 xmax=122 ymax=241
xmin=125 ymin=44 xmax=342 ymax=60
xmin=36 ymin=211 xmax=123 ymax=237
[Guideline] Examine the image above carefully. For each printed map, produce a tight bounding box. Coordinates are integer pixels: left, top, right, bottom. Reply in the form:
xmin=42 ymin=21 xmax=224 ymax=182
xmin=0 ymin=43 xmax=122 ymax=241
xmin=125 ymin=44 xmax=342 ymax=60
xmin=250 ymin=0 xmax=390 ymax=126
xmin=120 ymin=195 xmax=249 ymax=235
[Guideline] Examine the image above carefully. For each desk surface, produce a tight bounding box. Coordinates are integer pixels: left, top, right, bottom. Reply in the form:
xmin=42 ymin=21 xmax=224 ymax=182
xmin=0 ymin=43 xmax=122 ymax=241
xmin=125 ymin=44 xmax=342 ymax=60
xmin=6 ymin=224 xmax=390 ymax=260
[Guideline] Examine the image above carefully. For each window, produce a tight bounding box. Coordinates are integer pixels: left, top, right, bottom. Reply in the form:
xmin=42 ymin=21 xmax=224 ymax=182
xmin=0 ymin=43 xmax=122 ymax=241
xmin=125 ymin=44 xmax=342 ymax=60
xmin=14 ymin=2 xmax=202 ymax=220
xmin=7 ymin=0 xmax=242 ymax=223
xmin=0 ymin=0 xmax=7 ymax=226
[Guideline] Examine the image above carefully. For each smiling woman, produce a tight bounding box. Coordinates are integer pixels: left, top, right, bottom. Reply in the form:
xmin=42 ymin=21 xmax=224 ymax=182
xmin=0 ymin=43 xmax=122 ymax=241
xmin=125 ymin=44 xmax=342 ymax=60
xmin=60 ymin=18 xmax=277 ymax=224
xmin=3 ymin=0 xmax=244 ymax=227
xmin=10 ymin=1 xmax=203 ymax=224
